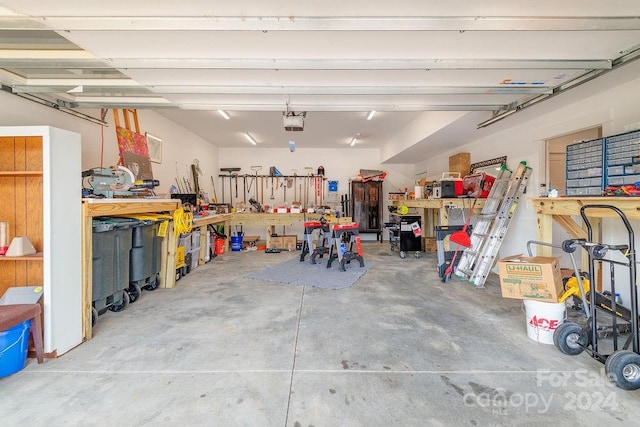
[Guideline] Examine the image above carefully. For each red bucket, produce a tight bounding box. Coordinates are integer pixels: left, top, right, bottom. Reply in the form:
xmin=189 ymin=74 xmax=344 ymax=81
xmin=214 ymin=238 xmax=225 ymax=255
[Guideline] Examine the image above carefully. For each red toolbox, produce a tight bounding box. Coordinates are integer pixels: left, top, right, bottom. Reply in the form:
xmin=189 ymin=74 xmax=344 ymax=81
xmin=462 ymin=172 xmax=496 ymax=198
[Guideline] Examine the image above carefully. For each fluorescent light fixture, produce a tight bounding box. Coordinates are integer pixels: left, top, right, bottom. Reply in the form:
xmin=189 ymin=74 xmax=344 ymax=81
xmin=244 ymin=132 xmax=257 ymax=145
xmin=366 ymin=111 xmax=376 ymax=120
xmin=350 ymin=136 xmax=357 ymax=146
xmin=217 ymin=109 xmax=230 ymax=120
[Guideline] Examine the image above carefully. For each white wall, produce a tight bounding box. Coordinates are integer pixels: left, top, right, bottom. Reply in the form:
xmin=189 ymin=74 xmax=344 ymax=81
xmin=0 ymin=91 xmax=219 ymax=197
xmin=414 ymin=74 xmax=640 ymax=302
xmin=218 ymin=147 xmax=414 ymax=237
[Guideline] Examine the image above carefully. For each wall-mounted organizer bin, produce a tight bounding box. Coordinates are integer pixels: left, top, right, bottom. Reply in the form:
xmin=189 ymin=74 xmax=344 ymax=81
xmin=565 ymin=137 xmax=604 ymax=197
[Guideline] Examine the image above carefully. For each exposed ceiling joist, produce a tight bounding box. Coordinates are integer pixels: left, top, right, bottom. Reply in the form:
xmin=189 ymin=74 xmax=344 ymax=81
xmin=58 ymin=98 xmax=511 ymax=112
xmin=2 ymin=16 xmax=640 ymax=31
xmin=0 ymin=57 xmax=613 ymax=70
xmin=10 ymin=84 xmax=554 ymax=95
xmin=112 ymin=58 xmax=614 ymax=70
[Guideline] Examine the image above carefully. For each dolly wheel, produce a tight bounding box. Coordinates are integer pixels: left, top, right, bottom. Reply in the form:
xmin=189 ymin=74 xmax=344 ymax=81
xmin=553 ymin=322 xmax=586 ymax=356
xmin=605 ymin=350 xmax=626 ymax=374
xmin=606 ymin=350 xmax=640 ymax=390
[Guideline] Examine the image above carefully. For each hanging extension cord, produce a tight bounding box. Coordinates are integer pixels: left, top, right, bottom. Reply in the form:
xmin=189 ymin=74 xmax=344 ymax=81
xmin=173 ymin=207 xmax=193 ymax=236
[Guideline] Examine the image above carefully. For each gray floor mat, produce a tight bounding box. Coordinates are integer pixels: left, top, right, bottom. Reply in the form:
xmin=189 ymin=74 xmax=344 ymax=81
xmin=245 ymin=254 xmax=372 ymax=289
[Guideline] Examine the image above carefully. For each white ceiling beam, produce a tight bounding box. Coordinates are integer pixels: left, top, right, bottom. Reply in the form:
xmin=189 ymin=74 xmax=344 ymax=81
xmin=178 ymin=103 xmax=509 ymax=112
xmin=0 ymin=49 xmax=94 ymax=59
xmin=0 ymin=57 xmax=611 ymax=70
xmin=18 ymin=78 xmax=141 ymax=87
xmin=60 ymin=97 xmax=509 ymax=111
xmin=0 ymin=16 xmax=47 ymax=30
xmin=8 ymin=84 xmax=553 ymax=95
xmin=107 ymin=58 xmax=612 ymax=70
xmin=66 ymin=96 xmax=170 ymax=105
xmin=5 ymin=16 xmax=640 ymax=31
xmin=142 ymin=85 xmax=554 ymax=95
xmin=0 ymin=69 xmax=27 ymax=84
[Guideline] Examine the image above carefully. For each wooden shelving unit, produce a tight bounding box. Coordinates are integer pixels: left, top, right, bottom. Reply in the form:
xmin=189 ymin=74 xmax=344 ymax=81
xmin=0 ymin=126 xmax=82 ymax=357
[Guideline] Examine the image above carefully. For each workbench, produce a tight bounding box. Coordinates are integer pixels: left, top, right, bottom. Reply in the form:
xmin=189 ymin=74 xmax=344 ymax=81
xmin=530 ymin=197 xmax=640 ymax=288
xmin=530 ymin=197 xmax=640 ymax=253
xmin=192 ymin=212 xmax=233 ymax=262
xmin=230 ymin=212 xmax=351 ymax=249
xmin=82 ymin=198 xmax=180 ymax=341
xmin=193 ymin=212 xmax=352 ymax=262
xmin=390 ymin=198 xmax=486 ymax=236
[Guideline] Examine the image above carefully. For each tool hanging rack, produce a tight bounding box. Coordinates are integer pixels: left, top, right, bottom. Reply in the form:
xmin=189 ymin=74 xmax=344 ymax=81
xmin=218 ymin=173 xmax=325 ymax=179
xmin=217 ymin=172 xmax=327 ymax=206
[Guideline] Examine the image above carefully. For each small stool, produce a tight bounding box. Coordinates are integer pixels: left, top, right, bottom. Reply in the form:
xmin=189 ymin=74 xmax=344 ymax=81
xmin=0 ymin=304 xmax=44 ymax=364
xmin=327 ymin=222 xmax=365 ymax=271
xmin=299 ymin=221 xmax=331 ymax=264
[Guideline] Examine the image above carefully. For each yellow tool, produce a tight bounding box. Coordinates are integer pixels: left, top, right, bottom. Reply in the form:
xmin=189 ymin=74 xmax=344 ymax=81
xmin=558 ymin=275 xmax=590 ymax=303
xmin=397 ymin=205 xmax=409 ymax=215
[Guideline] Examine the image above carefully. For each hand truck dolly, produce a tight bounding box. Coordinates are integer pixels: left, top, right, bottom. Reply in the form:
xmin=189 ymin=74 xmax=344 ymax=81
xmin=549 ymin=205 xmax=640 ymax=390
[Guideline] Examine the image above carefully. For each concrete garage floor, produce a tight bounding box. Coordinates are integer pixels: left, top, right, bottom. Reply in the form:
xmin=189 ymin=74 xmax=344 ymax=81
xmin=2 ymin=242 xmax=640 ymax=426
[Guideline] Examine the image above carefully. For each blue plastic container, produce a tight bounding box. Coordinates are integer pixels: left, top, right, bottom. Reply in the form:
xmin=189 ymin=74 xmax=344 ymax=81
xmin=0 ymin=319 xmax=31 ymax=378
xmin=230 ymin=235 xmax=243 ymax=252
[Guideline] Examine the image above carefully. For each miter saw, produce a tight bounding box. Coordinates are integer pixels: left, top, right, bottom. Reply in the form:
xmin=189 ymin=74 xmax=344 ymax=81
xmin=82 ymin=166 xmax=159 ymax=198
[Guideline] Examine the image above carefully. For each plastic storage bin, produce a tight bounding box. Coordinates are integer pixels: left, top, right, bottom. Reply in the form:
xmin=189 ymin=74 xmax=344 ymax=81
xmin=176 ymin=232 xmax=192 ymax=280
xmin=0 ymin=320 xmax=31 ymax=378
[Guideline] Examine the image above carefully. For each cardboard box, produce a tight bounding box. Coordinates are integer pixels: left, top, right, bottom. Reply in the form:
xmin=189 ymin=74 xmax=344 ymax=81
xmin=283 ymin=235 xmax=297 ymax=251
xmin=268 ymin=236 xmax=284 ymax=249
xmin=449 ymin=152 xmax=471 ymax=177
xmin=243 ymin=235 xmax=260 ymax=248
xmin=422 ymin=237 xmax=437 ymax=253
xmin=268 ymin=235 xmax=297 ymax=250
xmin=498 ymin=255 xmax=563 ymax=302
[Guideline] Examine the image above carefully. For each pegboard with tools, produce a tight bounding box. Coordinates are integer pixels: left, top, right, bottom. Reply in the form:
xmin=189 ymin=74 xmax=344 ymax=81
xmin=218 ymin=169 xmax=328 ymax=211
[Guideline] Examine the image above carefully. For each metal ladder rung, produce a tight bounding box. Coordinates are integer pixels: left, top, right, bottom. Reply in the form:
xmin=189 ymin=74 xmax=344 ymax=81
xmin=472 ymin=233 xmax=490 ymax=239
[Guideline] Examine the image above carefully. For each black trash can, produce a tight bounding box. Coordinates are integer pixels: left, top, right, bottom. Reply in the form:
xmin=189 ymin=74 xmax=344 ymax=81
xmin=128 ymin=219 xmax=163 ymax=299
xmin=92 ymin=218 xmax=137 ymax=325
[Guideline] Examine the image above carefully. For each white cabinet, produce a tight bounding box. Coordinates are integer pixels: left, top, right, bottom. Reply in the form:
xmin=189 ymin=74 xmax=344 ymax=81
xmin=0 ymin=126 xmax=82 ymax=356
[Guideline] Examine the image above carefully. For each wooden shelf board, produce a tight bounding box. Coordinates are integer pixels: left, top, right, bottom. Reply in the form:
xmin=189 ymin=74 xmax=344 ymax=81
xmin=0 ymin=252 xmax=43 ymax=261
xmin=0 ymin=170 xmax=43 ymax=177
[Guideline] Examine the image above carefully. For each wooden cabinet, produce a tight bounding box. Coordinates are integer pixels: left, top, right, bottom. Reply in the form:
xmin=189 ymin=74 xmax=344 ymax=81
xmin=0 ymin=126 xmax=82 ymax=356
xmin=350 ymin=180 xmax=383 ymax=240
